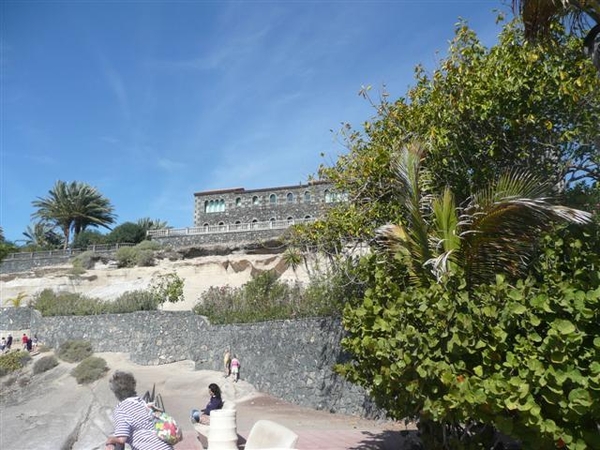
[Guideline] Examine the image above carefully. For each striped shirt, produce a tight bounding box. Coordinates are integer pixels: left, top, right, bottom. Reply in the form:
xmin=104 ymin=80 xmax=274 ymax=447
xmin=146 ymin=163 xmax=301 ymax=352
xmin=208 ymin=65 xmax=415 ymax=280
xmin=112 ymin=397 xmax=173 ymax=450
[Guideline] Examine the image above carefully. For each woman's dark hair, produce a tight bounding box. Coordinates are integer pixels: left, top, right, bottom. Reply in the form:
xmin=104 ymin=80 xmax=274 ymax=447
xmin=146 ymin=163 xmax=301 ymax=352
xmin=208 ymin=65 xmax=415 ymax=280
xmin=109 ymin=370 xmax=137 ymax=401
xmin=208 ymin=383 xmax=222 ymax=399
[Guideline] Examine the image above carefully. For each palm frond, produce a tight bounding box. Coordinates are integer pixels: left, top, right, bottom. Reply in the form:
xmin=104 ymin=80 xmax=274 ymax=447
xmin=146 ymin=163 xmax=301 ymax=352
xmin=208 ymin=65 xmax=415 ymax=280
xmin=459 ymin=171 xmax=592 ymax=285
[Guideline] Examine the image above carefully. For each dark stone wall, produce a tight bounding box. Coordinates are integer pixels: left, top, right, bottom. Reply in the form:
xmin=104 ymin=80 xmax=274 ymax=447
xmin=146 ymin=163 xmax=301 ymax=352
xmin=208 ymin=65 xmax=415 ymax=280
xmin=194 ymin=183 xmax=334 ymax=227
xmin=2 ymin=308 xmax=380 ymax=418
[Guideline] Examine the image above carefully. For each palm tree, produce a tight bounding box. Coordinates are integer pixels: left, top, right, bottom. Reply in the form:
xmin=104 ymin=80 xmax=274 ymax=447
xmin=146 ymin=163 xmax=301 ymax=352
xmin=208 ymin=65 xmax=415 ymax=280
xmin=32 ymin=181 xmax=117 ymax=249
xmin=376 ymin=143 xmax=592 ymax=288
xmin=136 ymin=217 xmax=170 ymax=233
xmin=23 ymin=221 xmax=63 ymax=249
xmin=512 ymin=0 xmax=600 ymax=71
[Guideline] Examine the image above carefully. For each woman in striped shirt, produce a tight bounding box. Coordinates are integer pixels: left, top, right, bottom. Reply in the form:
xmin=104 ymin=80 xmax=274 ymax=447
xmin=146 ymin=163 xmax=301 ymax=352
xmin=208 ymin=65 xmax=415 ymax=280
xmin=105 ymin=370 xmax=173 ymax=450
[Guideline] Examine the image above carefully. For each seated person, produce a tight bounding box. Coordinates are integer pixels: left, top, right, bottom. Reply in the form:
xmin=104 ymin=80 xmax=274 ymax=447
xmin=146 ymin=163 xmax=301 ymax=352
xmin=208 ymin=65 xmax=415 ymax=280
xmin=190 ymin=383 xmax=223 ymax=425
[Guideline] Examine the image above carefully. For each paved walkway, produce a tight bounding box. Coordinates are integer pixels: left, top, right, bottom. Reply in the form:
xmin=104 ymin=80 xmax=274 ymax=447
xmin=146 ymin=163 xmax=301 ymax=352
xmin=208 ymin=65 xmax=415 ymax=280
xmin=175 ymin=393 xmax=418 ymax=450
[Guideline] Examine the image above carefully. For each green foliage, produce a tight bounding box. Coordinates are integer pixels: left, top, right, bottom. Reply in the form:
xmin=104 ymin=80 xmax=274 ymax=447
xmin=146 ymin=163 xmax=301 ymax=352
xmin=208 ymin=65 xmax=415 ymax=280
xmin=0 ymin=351 xmax=32 ymax=376
xmin=115 ymin=242 xmax=161 ymax=268
xmin=6 ymin=292 xmax=28 ymax=307
xmin=32 ymin=289 xmax=106 ymax=316
xmin=71 ymin=250 xmax=100 ymax=270
xmin=30 ymin=287 xmax=165 ymax=316
xmin=33 ymin=355 xmax=59 ymax=375
xmin=22 ymin=221 xmax=63 ymax=249
xmin=57 ymin=340 xmax=93 ymax=363
xmin=193 ymin=270 xmax=350 ymax=324
xmin=137 ymin=217 xmax=170 ymax=233
xmin=70 ymin=356 xmax=108 ymax=384
xmin=115 ymin=246 xmax=137 ymax=268
xmin=72 ymin=229 xmax=108 ymax=249
xmin=339 ymin=224 xmax=600 ymax=449
xmin=313 ymin=19 xmax=599 ymax=251
xmin=134 ymin=240 xmax=162 ymax=251
xmin=31 ymin=180 xmax=117 ymax=250
xmin=109 ymin=290 xmax=160 ymax=312
xmin=135 ymin=249 xmax=155 ymax=267
xmin=107 ymin=222 xmax=146 ymax=244
xmin=150 ymin=272 xmax=184 ymax=305
xmin=0 ymin=241 xmax=18 ymax=262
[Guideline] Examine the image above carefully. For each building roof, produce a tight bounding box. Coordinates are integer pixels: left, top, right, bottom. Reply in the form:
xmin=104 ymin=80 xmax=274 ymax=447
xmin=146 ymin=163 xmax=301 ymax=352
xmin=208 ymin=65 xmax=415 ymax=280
xmin=193 ymin=180 xmax=330 ymax=197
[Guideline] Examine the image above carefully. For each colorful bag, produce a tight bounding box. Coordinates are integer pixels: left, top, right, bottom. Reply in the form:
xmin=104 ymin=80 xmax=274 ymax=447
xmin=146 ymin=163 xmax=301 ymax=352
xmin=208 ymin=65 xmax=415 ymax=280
xmin=143 ymin=386 xmax=183 ymax=446
xmin=152 ymin=410 xmax=183 ymax=445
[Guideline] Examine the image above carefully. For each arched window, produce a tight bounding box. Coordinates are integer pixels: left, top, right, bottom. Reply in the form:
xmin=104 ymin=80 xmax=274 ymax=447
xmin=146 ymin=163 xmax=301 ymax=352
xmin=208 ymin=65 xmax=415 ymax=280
xmin=287 ymin=216 xmax=294 ymax=225
xmin=251 ymin=218 xmax=258 ymax=229
xmin=219 ymin=199 xmax=225 ymax=212
xmin=286 ymin=192 xmax=294 ymax=203
xmin=235 ymin=197 xmax=241 ymax=207
xmin=304 ymin=215 xmax=311 ymax=220
xmin=304 ymin=191 xmax=311 ymax=202
xmin=203 ymin=222 xmax=209 ymax=231
xmin=269 ymin=218 xmax=275 ymax=228
xmin=252 ymin=196 xmax=259 ymax=205
xmin=235 ymin=220 xmax=241 ymax=224
xmin=269 ymin=194 xmax=277 ymax=204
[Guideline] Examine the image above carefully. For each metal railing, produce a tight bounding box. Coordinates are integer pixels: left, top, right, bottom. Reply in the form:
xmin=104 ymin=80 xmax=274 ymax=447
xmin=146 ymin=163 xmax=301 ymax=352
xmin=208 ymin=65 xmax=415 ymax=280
xmin=147 ymin=218 xmax=315 ymax=238
xmin=3 ymin=243 xmax=135 ymax=261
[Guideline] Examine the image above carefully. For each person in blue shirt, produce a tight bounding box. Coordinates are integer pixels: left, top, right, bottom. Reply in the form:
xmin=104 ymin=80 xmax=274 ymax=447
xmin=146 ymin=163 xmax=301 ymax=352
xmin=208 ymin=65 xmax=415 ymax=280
xmin=190 ymin=383 xmax=223 ymax=425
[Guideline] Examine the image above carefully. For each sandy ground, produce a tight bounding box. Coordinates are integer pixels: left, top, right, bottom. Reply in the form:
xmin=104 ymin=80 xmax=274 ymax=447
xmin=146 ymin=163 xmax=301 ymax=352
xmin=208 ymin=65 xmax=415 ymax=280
xmin=0 ymin=352 xmax=416 ymax=450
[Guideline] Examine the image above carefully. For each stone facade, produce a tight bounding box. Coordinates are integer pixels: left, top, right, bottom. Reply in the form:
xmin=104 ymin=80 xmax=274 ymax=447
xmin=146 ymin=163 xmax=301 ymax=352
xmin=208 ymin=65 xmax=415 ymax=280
xmin=193 ymin=181 xmax=336 ymax=227
xmin=0 ymin=307 xmax=381 ymax=418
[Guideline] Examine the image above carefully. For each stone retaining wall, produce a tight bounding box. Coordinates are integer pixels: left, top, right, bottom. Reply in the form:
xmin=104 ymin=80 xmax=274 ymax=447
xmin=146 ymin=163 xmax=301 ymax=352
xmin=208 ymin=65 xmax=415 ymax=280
xmin=1 ymin=308 xmax=379 ymax=418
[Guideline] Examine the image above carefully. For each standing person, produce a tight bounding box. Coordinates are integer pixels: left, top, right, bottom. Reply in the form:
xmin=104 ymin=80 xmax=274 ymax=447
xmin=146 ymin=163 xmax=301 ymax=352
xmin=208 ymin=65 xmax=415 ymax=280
xmin=230 ymin=355 xmax=240 ymax=383
xmin=223 ymin=349 xmax=231 ymax=378
xmin=105 ymin=370 xmax=173 ymax=450
xmin=190 ymin=383 xmax=223 ymax=425
xmin=0 ymin=337 xmax=6 ymax=353
xmin=6 ymin=334 xmax=13 ymax=352
xmin=21 ymin=333 xmax=28 ymax=350
xmin=26 ymin=336 xmax=33 ymax=352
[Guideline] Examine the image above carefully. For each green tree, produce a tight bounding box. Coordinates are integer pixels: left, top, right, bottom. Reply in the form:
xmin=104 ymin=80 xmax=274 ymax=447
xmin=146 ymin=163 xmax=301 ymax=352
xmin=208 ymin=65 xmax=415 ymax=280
xmin=512 ymin=0 xmax=600 ymax=71
xmin=107 ymin=222 xmax=146 ymax=244
xmin=31 ymin=181 xmax=117 ymax=249
xmin=136 ymin=217 xmax=170 ymax=233
xmin=22 ymin=221 xmax=63 ymax=250
xmin=338 ymin=146 xmax=595 ymax=448
xmin=72 ymin=229 xmax=108 ymax=249
xmin=314 ymin=18 xmax=599 ymax=249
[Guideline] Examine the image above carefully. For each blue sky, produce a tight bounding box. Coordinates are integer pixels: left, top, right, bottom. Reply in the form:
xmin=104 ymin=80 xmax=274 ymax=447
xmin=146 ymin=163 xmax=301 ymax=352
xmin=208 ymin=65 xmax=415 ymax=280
xmin=1 ymin=1 xmax=507 ymax=243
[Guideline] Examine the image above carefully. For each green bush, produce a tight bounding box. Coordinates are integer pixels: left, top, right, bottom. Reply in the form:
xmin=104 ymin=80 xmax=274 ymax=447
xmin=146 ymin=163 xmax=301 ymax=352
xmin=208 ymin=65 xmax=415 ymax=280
xmin=71 ymin=251 xmax=99 ymax=270
xmin=31 ymin=289 xmax=106 ymax=316
xmin=339 ymin=227 xmax=600 ymax=450
xmin=150 ymin=272 xmax=185 ymax=306
xmin=135 ymin=240 xmax=162 ymax=251
xmin=109 ymin=290 xmax=160 ymax=312
xmin=71 ymin=356 xmax=108 ymax=384
xmin=57 ymin=340 xmax=93 ymax=363
xmin=193 ymin=270 xmax=348 ymax=324
xmin=0 ymin=351 xmax=32 ymax=376
xmin=135 ymin=249 xmax=155 ymax=267
xmin=33 ymin=355 xmax=59 ymax=375
xmin=115 ymin=246 xmax=137 ymax=268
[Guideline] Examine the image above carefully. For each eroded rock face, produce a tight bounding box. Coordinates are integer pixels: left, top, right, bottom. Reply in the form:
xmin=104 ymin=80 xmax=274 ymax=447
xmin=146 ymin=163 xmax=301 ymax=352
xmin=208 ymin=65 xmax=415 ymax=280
xmin=0 ymin=252 xmax=309 ymax=311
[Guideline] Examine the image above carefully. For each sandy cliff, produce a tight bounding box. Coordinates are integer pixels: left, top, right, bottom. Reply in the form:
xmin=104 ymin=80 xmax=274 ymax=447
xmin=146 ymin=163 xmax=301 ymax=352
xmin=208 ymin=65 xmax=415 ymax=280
xmin=0 ymin=252 xmax=310 ymax=310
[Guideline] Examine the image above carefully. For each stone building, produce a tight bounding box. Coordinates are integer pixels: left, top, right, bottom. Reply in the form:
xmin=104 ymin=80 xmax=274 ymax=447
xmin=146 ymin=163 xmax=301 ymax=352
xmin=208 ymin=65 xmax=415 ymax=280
xmin=193 ymin=181 xmax=339 ymax=228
